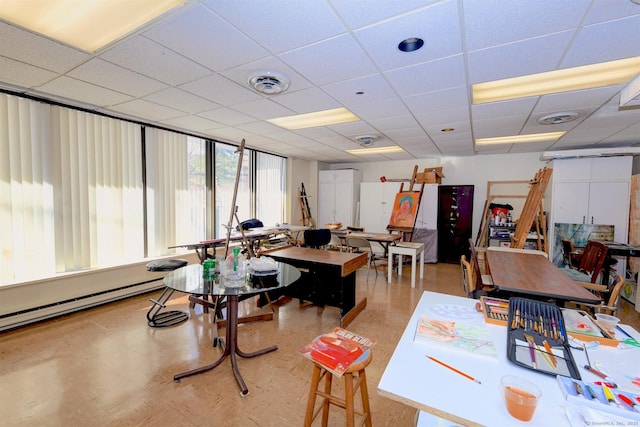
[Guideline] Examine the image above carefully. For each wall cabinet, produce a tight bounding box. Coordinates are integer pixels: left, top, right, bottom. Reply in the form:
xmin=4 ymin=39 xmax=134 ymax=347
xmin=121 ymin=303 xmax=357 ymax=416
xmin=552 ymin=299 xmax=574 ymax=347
xmin=547 ymin=156 xmax=632 ymax=261
xmin=359 ymin=183 xmax=438 ymax=233
xmin=437 ymin=185 xmax=474 ymax=264
xmin=318 ymin=169 xmax=361 ymax=227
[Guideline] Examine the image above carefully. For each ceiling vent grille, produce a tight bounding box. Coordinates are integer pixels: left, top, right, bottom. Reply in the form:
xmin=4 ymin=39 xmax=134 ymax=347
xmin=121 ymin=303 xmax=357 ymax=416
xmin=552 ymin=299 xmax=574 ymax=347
xmin=537 ymin=112 xmax=579 ymax=125
xmin=247 ymin=71 xmax=290 ymax=95
xmin=355 ymin=135 xmax=378 ymax=147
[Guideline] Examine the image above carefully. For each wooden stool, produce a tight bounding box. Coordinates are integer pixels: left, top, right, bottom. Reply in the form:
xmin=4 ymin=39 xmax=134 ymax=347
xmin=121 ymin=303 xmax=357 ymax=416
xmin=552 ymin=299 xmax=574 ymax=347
xmin=304 ymin=350 xmax=373 ymax=427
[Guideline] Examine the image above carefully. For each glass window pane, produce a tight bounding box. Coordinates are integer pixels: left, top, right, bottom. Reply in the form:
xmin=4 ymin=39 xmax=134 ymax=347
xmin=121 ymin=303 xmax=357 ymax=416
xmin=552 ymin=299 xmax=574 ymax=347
xmin=256 ymin=152 xmax=285 ymax=226
xmin=214 ymin=143 xmax=249 ymax=238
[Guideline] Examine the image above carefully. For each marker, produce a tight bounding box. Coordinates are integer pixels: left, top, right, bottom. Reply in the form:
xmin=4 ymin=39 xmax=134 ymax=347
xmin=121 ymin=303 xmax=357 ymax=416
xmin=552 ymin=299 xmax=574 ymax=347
xmin=602 ymin=384 xmax=618 ymax=406
xmin=618 ymin=394 xmax=640 ymax=412
xmin=594 ymin=381 xmax=618 ymax=389
xmin=585 ymin=385 xmax=598 ymax=401
xmin=573 ymin=381 xmax=584 ymax=397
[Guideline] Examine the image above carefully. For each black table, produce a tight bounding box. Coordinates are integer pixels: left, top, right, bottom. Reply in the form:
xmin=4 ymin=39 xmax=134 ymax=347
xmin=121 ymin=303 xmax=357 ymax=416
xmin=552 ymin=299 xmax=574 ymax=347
xmin=163 ymin=260 xmax=300 ymax=395
xmin=599 ymin=241 xmax=640 ymax=286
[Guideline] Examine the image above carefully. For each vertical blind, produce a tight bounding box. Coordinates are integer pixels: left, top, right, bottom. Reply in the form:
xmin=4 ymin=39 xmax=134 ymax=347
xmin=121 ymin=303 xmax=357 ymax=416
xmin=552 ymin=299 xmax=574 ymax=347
xmin=0 ymin=92 xmax=286 ymax=285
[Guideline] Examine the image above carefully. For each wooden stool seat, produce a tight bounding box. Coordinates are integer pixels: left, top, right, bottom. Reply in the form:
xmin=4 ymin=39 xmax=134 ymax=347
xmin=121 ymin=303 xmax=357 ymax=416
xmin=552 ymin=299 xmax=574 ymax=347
xmin=304 ymin=350 xmax=373 ymax=427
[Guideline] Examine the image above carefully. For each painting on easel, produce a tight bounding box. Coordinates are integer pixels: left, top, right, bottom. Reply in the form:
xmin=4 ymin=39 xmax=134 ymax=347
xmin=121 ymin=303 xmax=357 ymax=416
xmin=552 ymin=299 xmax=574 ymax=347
xmin=388 ymin=191 xmax=421 ymax=229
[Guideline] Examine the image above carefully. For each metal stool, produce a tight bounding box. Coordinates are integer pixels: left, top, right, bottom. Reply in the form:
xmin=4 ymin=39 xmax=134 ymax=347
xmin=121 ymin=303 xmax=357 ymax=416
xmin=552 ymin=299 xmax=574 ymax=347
xmin=146 ymin=259 xmax=189 ymax=328
xmin=304 ymin=350 xmax=373 ymax=427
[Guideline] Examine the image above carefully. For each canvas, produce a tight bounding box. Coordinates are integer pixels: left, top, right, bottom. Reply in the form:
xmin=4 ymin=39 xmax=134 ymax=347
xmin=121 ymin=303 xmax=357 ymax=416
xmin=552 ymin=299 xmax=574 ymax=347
xmin=388 ymin=191 xmax=421 ymax=229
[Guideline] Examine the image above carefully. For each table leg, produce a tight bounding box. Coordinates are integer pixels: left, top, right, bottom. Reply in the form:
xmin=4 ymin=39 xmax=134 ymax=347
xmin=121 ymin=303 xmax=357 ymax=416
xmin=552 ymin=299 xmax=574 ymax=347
xmin=387 ymin=252 xmax=393 ymax=284
xmin=411 ymin=253 xmax=416 ymax=288
xmin=420 ymin=249 xmax=424 ymax=280
xmin=173 ymin=294 xmax=278 ymax=396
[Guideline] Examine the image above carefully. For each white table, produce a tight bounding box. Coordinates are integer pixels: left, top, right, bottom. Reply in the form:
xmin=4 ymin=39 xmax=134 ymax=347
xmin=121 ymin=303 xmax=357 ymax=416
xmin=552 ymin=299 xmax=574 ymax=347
xmin=387 ymin=242 xmax=424 ymax=288
xmin=377 ymin=291 xmax=640 ymax=426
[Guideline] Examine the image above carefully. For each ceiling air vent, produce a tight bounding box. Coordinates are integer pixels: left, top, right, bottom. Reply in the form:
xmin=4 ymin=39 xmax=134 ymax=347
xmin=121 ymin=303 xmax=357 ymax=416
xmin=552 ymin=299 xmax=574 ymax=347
xmin=247 ymin=71 xmax=290 ymax=95
xmin=355 ymin=135 xmax=378 ymax=147
xmin=537 ymin=112 xmax=579 ymax=125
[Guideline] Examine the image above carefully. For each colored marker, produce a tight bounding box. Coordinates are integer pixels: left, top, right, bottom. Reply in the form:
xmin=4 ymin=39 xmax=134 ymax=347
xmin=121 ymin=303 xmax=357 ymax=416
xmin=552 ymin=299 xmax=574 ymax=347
xmin=602 ymin=384 xmax=618 ymax=406
xmin=594 ymin=381 xmax=618 ymax=389
xmin=617 ymin=394 xmax=640 ymax=412
xmin=585 ymin=385 xmax=598 ymax=401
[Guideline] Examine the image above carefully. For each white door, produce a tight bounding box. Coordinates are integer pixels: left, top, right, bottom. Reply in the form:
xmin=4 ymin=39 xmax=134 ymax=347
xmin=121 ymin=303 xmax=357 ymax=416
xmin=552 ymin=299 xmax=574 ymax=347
xmin=318 ymin=180 xmax=335 ymax=226
xmin=588 ymin=181 xmax=630 ymax=243
xmin=551 ymin=182 xmax=589 ymax=224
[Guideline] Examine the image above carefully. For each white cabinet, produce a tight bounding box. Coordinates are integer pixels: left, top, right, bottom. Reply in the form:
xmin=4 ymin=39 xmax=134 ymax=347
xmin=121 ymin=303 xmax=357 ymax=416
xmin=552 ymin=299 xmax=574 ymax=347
xmin=548 ymin=156 xmax=632 ymax=260
xmin=359 ymin=182 xmax=438 ymax=233
xmin=318 ymin=169 xmax=361 ymax=227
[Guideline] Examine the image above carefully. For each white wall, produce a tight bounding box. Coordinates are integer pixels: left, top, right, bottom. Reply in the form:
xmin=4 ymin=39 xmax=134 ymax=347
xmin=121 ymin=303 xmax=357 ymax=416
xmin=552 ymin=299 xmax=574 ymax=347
xmin=296 ymin=153 xmax=548 ymax=239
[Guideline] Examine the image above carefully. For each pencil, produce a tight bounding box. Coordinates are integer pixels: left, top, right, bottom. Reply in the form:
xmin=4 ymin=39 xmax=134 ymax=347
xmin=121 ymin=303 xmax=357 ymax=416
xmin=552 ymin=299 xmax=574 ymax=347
xmin=426 ymin=355 xmax=481 ymax=384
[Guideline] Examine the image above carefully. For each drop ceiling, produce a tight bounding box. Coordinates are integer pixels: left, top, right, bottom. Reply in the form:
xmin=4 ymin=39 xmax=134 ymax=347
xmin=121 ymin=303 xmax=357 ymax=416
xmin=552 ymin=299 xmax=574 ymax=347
xmin=1 ymin=0 xmax=639 ymax=163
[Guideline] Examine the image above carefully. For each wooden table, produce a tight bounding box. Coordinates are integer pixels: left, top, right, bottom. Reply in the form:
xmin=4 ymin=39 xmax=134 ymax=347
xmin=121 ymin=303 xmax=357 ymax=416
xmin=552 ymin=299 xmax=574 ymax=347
xmin=332 ymin=230 xmax=402 ymax=257
xmin=378 ymin=290 xmax=640 ymax=426
xmin=265 ymin=246 xmax=368 ymax=327
xmin=485 ymin=249 xmax=602 ymax=304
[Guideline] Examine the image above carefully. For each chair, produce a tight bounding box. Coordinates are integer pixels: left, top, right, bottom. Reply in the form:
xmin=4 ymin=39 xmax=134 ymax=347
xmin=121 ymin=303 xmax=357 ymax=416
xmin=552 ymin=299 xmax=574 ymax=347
xmin=460 ymin=255 xmax=473 ymax=298
xmin=303 ymin=229 xmax=332 ymax=249
xmin=468 ymin=238 xmax=494 ymax=294
xmin=346 ymin=237 xmax=378 ymax=276
xmin=571 ymin=274 xmax=625 ymax=316
xmin=562 ymin=240 xmax=609 ymax=283
xmin=561 ymin=239 xmax=582 ymax=269
xmin=328 ymin=233 xmax=346 ymax=251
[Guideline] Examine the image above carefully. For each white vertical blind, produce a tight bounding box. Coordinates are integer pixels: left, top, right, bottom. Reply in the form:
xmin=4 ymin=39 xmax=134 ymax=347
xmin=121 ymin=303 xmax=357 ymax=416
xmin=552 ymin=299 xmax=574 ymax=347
xmin=0 ymin=94 xmax=55 ymax=283
xmin=51 ymin=107 xmax=143 ymax=271
xmin=256 ymin=152 xmax=285 ymax=226
xmin=145 ymin=127 xmax=190 ymax=256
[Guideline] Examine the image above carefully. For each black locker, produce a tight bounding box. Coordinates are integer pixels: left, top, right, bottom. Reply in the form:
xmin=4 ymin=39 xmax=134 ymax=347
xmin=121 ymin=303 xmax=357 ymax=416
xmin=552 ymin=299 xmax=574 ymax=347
xmin=437 ymin=185 xmax=474 ymax=264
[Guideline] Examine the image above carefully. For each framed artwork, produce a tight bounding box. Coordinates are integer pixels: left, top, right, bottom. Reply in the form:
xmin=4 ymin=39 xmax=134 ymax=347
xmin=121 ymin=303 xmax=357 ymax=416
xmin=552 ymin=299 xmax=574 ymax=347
xmin=388 ymin=191 xmax=421 ymax=229
xmin=552 ymin=223 xmax=614 ymax=267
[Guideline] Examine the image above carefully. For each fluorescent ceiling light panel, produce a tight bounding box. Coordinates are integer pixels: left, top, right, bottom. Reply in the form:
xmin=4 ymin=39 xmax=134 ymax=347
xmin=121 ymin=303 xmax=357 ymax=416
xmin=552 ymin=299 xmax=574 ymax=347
xmin=0 ymin=0 xmax=186 ymax=52
xmin=473 ymin=56 xmax=640 ymax=104
xmin=267 ymin=108 xmax=359 ymax=130
xmin=475 ymin=132 xmax=565 ymax=145
xmin=345 ymin=146 xmax=404 ymax=155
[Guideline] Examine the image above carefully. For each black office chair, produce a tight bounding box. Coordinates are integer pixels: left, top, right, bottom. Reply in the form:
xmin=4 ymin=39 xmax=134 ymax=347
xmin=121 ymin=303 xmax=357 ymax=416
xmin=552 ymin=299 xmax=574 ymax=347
xmin=303 ymin=229 xmax=332 ymax=249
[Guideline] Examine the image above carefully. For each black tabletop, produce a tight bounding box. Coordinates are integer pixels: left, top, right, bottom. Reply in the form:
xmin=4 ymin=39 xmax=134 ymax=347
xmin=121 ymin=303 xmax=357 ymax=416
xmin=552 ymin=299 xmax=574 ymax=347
xmin=163 ymin=260 xmax=300 ymax=296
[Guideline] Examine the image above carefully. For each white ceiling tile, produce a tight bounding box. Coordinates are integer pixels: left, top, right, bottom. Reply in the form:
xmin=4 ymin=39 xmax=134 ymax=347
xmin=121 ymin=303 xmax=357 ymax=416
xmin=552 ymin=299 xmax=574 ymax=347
xmin=321 ymin=74 xmax=397 ymax=107
xmin=415 ymin=107 xmax=470 ymax=128
xmin=207 ymin=0 xmax=346 ymax=54
xmin=0 ymin=56 xmax=57 ymax=88
xmin=272 ymin=87 xmax=340 ymax=114
xmin=584 ymin=0 xmax=640 ymax=24
xmin=160 ymin=115 xmax=225 ymax=132
xmin=144 ymin=4 xmax=268 ymax=71
xmin=467 ymin=32 xmax=574 ymax=83
xmin=369 ymin=115 xmax=421 ymax=131
xmin=109 ymin=99 xmax=184 ymax=121
xmin=36 ymin=76 xmax=133 ymax=107
xmin=197 ymin=107 xmax=256 ymax=126
xmin=329 ymin=0 xmax=439 ymax=29
xmin=403 ymin=86 xmax=469 ymax=114
xmin=385 ymin=55 xmax=466 ymax=96
xmin=100 ymin=36 xmax=210 ymax=85
xmin=463 ymin=0 xmax=591 ymax=51
xmin=68 ymin=58 xmax=168 ymax=98
xmin=221 ymin=57 xmax=314 ymax=93
xmin=349 ymin=98 xmax=410 ymax=121
xmin=473 ymin=115 xmax=529 ymax=138
xmin=561 ymin=15 xmax=640 ymax=68
xmin=534 ymin=86 xmax=621 ymax=113
xmin=232 ymin=98 xmax=295 ymax=120
xmin=235 ymin=121 xmax=284 ymax=135
xmin=471 ymin=98 xmax=538 ymax=120
xmin=354 ymin=1 xmax=462 ymax=71
xmin=278 ymin=34 xmax=378 ymax=85
xmin=180 ymin=74 xmax=262 ymax=106
xmin=144 ymin=88 xmax=220 ymax=114
xmin=0 ymin=21 xmax=89 ymax=73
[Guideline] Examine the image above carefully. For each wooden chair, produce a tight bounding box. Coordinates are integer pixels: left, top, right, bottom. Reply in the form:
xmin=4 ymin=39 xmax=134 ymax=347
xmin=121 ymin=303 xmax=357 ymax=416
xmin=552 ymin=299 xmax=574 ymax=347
xmin=468 ymin=238 xmax=494 ymax=292
xmin=561 ymin=239 xmax=582 ymax=269
xmin=462 ymin=247 xmax=498 ymax=299
xmin=571 ymin=274 xmax=625 ymax=316
xmin=576 ymin=240 xmax=609 ymax=283
xmin=460 ymin=255 xmax=473 ymax=298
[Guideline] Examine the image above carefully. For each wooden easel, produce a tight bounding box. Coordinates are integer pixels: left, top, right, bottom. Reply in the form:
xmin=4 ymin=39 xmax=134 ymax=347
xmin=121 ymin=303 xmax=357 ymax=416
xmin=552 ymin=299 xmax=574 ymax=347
xmin=386 ymin=165 xmax=425 ymax=241
xmin=298 ymin=182 xmax=313 ymax=227
xmin=510 ymin=167 xmax=552 ymax=252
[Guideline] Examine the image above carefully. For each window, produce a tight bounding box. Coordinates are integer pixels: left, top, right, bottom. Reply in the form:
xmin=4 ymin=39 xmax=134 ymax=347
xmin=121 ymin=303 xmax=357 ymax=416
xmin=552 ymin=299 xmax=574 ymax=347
xmin=214 ymin=142 xmax=250 ymax=238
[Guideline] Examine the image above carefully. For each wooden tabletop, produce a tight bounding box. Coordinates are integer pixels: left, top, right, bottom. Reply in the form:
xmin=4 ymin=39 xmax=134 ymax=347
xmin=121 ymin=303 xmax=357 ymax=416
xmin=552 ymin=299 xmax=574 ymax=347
xmin=265 ymin=246 xmax=367 ymax=277
xmin=485 ymin=250 xmax=601 ymax=303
